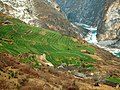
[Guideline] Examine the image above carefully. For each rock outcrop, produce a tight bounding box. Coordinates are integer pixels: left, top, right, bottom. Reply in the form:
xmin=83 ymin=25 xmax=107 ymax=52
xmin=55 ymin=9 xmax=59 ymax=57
xmin=97 ymin=0 xmax=120 ymax=48
xmin=0 ymin=0 xmax=82 ymax=37
xmin=55 ymin=0 xmax=106 ymax=26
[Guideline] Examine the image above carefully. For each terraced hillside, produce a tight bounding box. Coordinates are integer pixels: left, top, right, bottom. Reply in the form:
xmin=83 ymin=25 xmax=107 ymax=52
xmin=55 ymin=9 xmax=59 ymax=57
xmin=0 ymin=13 xmax=96 ymax=67
xmin=0 ymin=13 xmax=120 ymax=90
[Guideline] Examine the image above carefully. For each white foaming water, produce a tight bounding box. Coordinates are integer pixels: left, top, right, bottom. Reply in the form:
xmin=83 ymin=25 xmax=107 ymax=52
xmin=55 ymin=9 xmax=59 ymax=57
xmin=84 ymin=31 xmax=98 ymax=44
xmin=76 ymin=23 xmax=120 ymax=57
xmin=47 ymin=0 xmax=51 ymax=2
xmin=75 ymin=22 xmax=97 ymax=31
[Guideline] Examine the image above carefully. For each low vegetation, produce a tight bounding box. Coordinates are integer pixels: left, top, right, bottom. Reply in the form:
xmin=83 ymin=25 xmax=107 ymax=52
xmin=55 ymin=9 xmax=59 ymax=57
xmin=0 ymin=13 xmax=96 ymax=67
xmin=0 ymin=13 xmax=120 ymax=90
xmin=105 ymin=77 xmax=120 ymax=84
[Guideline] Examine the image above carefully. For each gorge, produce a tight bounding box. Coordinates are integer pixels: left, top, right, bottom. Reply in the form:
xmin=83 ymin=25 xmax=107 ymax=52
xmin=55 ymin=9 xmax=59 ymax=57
xmin=0 ymin=0 xmax=120 ymax=90
xmin=55 ymin=0 xmax=120 ymax=57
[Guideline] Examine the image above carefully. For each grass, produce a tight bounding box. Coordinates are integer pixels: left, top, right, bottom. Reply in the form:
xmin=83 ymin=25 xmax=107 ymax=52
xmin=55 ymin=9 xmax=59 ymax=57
xmin=105 ymin=77 xmax=120 ymax=84
xmin=20 ymin=56 xmax=35 ymax=63
xmin=0 ymin=13 xmax=97 ymax=67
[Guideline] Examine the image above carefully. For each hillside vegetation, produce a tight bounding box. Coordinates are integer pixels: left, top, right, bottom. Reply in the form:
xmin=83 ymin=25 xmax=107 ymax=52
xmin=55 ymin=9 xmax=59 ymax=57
xmin=0 ymin=13 xmax=120 ymax=90
xmin=0 ymin=13 xmax=96 ymax=67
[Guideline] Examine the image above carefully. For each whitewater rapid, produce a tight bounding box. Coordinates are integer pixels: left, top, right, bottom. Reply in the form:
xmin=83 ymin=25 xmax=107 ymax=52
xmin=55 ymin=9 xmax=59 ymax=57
xmin=75 ymin=23 xmax=120 ymax=58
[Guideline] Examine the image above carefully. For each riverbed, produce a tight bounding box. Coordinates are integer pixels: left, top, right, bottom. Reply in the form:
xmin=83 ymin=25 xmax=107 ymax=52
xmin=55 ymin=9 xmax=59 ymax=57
xmin=77 ymin=23 xmax=120 ymax=58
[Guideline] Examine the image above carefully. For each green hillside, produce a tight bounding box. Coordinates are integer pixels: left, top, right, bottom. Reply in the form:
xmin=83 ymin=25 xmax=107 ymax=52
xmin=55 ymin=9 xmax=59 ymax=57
xmin=0 ymin=13 xmax=96 ymax=67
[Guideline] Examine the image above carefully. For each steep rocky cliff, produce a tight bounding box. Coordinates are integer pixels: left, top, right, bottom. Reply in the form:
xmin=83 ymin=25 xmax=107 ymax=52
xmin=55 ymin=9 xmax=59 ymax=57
xmin=97 ymin=0 xmax=120 ymax=48
xmin=0 ymin=0 xmax=82 ymax=37
xmin=55 ymin=0 xmax=106 ymax=26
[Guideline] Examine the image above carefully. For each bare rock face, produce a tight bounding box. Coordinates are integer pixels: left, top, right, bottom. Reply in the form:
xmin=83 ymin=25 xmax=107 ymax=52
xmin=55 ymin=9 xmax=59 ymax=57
xmin=55 ymin=0 xmax=106 ymax=26
xmin=97 ymin=0 xmax=120 ymax=48
xmin=0 ymin=0 xmax=82 ymax=37
xmin=0 ymin=0 xmax=36 ymax=23
xmin=47 ymin=0 xmax=61 ymax=12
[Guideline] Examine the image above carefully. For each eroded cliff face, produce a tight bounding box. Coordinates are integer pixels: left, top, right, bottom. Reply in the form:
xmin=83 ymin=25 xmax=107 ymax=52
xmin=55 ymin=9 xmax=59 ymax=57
xmin=0 ymin=0 xmax=37 ymax=23
xmin=0 ymin=0 xmax=82 ymax=37
xmin=55 ymin=0 xmax=106 ymax=26
xmin=97 ymin=0 xmax=120 ymax=48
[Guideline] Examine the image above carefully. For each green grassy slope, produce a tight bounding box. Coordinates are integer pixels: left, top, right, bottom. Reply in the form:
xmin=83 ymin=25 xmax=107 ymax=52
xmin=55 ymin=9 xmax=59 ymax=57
xmin=0 ymin=13 xmax=96 ymax=67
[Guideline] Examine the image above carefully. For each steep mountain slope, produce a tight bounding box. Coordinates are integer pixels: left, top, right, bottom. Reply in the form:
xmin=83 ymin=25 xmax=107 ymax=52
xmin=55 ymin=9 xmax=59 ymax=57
xmin=0 ymin=0 xmax=120 ymax=89
xmin=55 ymin=0 xmax=107 ymax=26
xmin=0 ymin=12 xmax=120 ymax=90
xmin=97 ymin=0 xmax=120 ymax=48
xmin=1 ymin=52 xmax=119 ymax=90
xmin=0 ymin=13 xmax=97 ymax=67
xmin=0 ymin=0 xmax=82 ymax=37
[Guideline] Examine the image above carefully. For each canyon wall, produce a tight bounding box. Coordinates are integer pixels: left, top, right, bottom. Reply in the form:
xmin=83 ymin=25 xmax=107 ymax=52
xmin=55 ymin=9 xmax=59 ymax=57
xmin=55 ymin=0 xmax=106 ymax=26
xmin=97 ymin=0 xmax=120 ymax=48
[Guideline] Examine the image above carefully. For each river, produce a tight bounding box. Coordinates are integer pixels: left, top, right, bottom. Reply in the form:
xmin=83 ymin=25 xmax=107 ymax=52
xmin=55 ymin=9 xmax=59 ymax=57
xmin=75 ymin=22 xmax=120 ymax=58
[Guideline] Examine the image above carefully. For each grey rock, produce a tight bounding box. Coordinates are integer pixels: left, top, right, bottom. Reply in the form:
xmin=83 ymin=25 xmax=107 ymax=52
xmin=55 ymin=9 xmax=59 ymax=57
xmin=97 ymin=0 xmax=120 ymax=48
xmin=56 ymin=0 xmax=106 ymax=26
xmin=72 ymin=72 xmax=86 ymax=78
